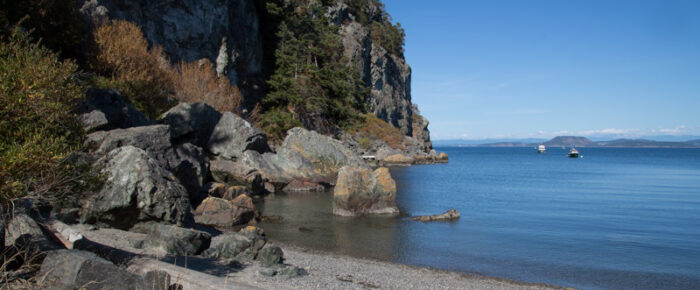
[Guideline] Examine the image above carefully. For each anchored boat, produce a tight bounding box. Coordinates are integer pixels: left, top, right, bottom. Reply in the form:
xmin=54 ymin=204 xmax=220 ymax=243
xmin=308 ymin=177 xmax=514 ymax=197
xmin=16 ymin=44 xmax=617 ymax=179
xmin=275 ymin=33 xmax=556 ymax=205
xmin=568 ymin=148 xmax=580 ymax=158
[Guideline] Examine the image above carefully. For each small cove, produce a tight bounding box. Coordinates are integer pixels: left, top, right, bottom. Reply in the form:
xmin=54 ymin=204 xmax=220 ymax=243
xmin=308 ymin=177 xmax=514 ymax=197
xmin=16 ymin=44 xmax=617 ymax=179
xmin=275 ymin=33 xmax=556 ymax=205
xmin=259 ymin=147 xmax=700 ymax=289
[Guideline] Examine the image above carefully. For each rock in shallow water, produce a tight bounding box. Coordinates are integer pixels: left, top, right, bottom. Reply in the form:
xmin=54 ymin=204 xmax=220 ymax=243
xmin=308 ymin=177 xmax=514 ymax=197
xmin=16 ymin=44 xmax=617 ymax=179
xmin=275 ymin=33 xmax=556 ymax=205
xmin=333 ymin=166 xmax=398 ymax=216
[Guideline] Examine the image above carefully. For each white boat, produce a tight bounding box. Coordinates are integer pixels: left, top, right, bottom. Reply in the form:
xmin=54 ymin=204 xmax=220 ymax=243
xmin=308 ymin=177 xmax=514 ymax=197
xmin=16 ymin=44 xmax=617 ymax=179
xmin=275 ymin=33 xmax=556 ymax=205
xmin=537 ymin=144 xmax=546 ymax=153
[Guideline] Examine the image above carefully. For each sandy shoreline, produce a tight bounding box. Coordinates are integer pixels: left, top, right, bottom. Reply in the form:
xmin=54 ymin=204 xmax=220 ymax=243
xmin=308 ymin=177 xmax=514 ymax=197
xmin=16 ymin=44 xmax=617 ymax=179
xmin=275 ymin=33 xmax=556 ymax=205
xmin=230 ymin=241 xmax=566 ymax=290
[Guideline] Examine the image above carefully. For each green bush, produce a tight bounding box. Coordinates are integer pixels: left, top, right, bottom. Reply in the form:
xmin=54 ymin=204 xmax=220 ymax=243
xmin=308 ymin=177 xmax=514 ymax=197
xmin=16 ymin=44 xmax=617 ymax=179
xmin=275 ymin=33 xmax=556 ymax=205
xmin=0 ymin=28 xmax=92 ymax=203
xmin=258 ymin=108 xmax=302 ymax=143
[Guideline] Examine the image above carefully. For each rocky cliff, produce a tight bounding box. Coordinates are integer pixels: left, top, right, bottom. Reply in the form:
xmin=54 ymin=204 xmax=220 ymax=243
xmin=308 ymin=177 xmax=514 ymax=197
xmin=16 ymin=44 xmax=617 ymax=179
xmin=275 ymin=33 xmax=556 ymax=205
xmin=327 ymin=2 xmax=431 ymax=150
xmin=79 ymin=0 xmax=265 ymax=109
xmin=78 ymin=0 xmax=432 ymax=151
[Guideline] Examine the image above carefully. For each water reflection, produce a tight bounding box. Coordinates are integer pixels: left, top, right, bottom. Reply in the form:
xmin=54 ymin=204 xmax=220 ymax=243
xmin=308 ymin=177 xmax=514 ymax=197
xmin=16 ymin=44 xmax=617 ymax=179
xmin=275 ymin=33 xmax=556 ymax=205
xmin=257 ymin=191 xmax=401 ymax=261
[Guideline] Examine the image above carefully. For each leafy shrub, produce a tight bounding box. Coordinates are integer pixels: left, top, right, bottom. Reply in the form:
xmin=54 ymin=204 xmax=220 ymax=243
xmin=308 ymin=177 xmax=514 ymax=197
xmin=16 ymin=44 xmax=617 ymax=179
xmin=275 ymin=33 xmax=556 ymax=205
xmin=347 ymin=114 xmax=406 ymax=150
xmin=258 ymin=108 xmax=302 ymax=143
xmin=0 ymin=28 xmax=93 ymax=202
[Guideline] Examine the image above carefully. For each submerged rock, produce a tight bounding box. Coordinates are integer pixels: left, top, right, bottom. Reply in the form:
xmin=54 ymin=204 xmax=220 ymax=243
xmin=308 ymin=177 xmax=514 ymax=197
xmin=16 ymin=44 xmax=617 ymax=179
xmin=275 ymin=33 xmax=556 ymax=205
xmin=333 ymin=166 xmax=398 ymax=216
xmin=411 ymin=209 xmax=460 ymax=222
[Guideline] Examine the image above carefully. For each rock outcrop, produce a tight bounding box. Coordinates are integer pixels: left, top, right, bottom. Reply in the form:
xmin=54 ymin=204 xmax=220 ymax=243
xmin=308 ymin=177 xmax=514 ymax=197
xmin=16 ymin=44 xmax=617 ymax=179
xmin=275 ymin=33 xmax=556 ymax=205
xmin=79 ymin=0 xmax=265 ymax=108
xmin=333 ymin=166 xmax=398 ymax=216
xmin=82 ymin=146 xmax=192 ymax=229
xmin=329 ymin=2 xmax=433 ymax=151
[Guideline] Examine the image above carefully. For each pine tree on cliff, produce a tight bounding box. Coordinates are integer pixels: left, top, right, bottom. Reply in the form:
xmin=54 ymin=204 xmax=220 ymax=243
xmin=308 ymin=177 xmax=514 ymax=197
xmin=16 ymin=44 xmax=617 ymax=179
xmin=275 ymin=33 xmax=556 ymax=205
xmin=260 ymin=0 xmax=368 ymax=141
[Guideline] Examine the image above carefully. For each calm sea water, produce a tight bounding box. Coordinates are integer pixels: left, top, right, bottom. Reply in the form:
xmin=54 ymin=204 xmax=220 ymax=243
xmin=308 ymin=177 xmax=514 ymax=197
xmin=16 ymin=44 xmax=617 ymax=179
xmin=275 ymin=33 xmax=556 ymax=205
xmin=258 ymin=147 xmax=700 ymax=289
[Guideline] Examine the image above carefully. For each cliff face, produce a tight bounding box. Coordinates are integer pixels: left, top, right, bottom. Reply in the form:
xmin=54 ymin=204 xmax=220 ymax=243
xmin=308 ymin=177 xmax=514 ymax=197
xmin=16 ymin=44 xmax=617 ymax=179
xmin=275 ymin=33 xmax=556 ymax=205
xmin=328 ymin=2 xmax=431 ymax=151
xmin=79 ymin=0 xmax=265 ymax=109
xmin=79 ymin=0 xmax=431 ymax=151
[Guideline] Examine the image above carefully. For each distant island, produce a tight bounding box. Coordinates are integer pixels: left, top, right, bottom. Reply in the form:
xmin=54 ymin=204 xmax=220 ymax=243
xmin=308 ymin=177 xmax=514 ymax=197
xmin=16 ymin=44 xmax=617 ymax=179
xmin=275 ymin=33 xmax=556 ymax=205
xmin=436 ymin=136 xmax=700 ymax=148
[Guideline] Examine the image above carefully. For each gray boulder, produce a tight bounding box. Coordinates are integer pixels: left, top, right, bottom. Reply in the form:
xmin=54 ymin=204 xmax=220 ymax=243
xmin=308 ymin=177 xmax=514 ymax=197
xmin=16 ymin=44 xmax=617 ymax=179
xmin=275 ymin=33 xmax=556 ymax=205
xmin=85 ymin=125 xmax=209 ymax=196
xmin=82 ymin=146 xmax=192 ymax=229
xmin=39 ymin=249 xmax=149 ymax=290
xmin=202 ymin=233 xmax=253 ymax=260
xmin=210 ymin=159 xmax=264 ymax=192
xmin=207 ymin=112 xmax=271 ymax=160
xmin=203 ymin=226 xmax=271 ymax=262
xmin=160 ymin=102 xmax=222 ymax=147
xmin=76 ymin=88 xmax=152 ymax=132
xmin=333 ymin=166 xmax=399 ymax=216
xmin=130 ymin=222 xmax=211 ymax=255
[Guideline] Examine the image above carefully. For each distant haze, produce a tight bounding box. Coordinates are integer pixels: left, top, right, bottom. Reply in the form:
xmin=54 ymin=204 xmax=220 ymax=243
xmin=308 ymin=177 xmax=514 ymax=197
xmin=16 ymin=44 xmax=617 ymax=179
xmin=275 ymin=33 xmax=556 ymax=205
xmin=383 ymin=0 xmax=700 ymax=140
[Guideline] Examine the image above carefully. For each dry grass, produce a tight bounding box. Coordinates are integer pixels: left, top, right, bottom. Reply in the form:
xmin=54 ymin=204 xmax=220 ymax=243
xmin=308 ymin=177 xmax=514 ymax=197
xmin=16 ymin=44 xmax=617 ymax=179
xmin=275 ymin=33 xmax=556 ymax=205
xmin=348 ymin=114 xmax=406 ymax=150
xmin=174 ymin=60 xmax=241 ymax=113
xmin=91 ymin=20 xmax=243 ymax=116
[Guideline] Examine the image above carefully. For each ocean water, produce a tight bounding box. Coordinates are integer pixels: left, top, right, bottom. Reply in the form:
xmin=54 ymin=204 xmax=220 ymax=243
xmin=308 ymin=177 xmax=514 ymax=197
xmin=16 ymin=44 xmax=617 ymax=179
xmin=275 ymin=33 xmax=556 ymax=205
xmin=258 ymin=147 xmax=700 ymax=289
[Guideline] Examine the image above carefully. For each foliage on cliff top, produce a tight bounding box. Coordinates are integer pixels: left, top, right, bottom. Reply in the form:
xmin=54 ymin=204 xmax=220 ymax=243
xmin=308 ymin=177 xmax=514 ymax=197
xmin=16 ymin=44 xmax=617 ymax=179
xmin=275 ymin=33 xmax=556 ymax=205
xmin=90 ymin=20 xmax=241 ymax=117
xmin=338 ymin=0 xmax=405 ymax=56
xmin=0 ymin=28 xmax=97 ymax=203
xmin=259 ymin=0 xmax=369 ymax=141
xmin=347 ymin=114 xmax=406 ymax=150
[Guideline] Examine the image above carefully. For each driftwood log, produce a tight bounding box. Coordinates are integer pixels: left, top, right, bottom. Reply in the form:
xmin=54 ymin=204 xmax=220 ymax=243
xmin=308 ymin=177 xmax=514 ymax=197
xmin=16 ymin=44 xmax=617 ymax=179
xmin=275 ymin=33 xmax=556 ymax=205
xmin=410 ymin=209 xmax=460 ymax=222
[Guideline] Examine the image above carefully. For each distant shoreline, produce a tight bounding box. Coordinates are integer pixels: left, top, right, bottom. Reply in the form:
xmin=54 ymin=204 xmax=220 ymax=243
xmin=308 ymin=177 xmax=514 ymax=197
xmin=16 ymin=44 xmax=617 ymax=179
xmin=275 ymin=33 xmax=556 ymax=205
xmin=434 ymin=135 xmax=700 ymax=148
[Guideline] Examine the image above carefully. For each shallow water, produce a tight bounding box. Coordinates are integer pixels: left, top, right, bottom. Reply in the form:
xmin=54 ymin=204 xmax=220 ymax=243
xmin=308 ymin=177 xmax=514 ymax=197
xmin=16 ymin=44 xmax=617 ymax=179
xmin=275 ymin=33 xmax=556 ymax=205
xmin=258 ymin=147 xmax=700 ymax=289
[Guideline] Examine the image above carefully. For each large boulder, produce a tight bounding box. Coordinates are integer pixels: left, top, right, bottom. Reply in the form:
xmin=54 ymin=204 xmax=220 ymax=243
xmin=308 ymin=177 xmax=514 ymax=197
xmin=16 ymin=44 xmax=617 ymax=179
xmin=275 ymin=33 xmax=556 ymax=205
xmin=130 ymin=222 xmax=211 ymax=255
xmin=333 ymin=166 xmax=398 ymax=216
xmin=277 ymin=127 xmax=363 ymax=176
xmin=193 ymin=196 xmax=256 ymax=228
xmin=39 ymin=249 xmax=149 ymax=290
xmin=160 ymin=102 xmax=222 ymax=147
xmin=81 ymin=146 xmax=192 ymax=229
xmin=75 ymin=88 xmax=152 ymax=132
xmin=85 ymin=125 xmax=209 ymax=196
xmin=207 ymin=112 xmax=271 ymax=160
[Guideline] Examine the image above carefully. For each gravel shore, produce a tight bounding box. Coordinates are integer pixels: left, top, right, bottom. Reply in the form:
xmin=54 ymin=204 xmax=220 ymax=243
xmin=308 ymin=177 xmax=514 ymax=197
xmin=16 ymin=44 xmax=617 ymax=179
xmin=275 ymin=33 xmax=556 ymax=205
xmin=232 ymin=242 xmax=564 ymax=290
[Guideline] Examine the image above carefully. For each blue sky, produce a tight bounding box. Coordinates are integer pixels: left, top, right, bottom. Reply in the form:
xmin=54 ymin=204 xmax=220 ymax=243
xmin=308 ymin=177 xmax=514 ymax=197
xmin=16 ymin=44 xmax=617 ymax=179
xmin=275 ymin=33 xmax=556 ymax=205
xmin=382 ymin=0 xmax=700 ymax=140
